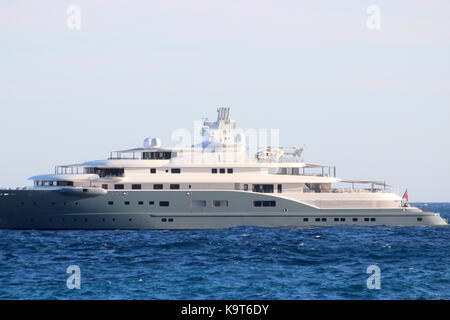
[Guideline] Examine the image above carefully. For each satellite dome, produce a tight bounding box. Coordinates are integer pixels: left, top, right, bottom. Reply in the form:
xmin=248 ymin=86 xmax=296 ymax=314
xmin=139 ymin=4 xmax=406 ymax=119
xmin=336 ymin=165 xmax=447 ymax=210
xmin=143 ymin=137 xmax=162 ymax=148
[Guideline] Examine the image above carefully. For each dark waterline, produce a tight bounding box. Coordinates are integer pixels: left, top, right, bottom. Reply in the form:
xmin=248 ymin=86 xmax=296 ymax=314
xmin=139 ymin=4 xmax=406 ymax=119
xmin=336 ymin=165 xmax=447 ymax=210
xmin=0 ymin=203 xmax=448 ymax=300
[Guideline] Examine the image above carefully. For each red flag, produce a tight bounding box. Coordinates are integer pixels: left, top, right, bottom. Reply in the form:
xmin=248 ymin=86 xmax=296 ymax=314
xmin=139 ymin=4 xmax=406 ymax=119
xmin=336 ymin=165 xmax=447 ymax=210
xmin=402 ymin=189 xmax=409 ymax=207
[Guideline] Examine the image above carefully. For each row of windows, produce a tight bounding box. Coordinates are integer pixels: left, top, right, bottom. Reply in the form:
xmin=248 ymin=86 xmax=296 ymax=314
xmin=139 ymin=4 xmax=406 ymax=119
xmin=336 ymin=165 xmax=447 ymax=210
xmin=108 ymin=200 xmax=167 ymax=206
xmin=27 ymin=216 xmax=178 ymax=223
xmin=36 ymin=181 xmax=74 ymax=187
xmin=253 ymin=201 xmax=277 ymax=207
xmin=108 ymin=184 xmax=184 ymax=190
xmin=301 ymin=217 xmax=377 ymax=222
xmin=102 ymin=183 xmax=279 ymax=191
xmin=150 ymin=168 xmax=181 ymax=174
xmin=190 ymin=200 xmax=229 ymax=207
xmin=211 ymin=168 xmax=233 ymax=174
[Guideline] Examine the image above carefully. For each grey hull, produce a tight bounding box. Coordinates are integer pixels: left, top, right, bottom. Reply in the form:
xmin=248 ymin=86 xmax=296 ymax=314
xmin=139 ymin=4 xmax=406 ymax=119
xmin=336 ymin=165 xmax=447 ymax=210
xmin=0 ymin=189 xmax=447 ymax=229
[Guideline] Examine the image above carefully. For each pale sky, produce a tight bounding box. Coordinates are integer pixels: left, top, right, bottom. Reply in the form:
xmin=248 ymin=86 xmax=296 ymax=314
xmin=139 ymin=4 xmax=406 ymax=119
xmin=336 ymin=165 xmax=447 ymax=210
xmin=0 ymin=1 xmax=449 ymax=201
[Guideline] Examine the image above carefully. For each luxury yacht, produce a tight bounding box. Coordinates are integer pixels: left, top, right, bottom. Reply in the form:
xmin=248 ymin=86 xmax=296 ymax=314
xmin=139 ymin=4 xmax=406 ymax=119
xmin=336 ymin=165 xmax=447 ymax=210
xmin=0 ymin=107 xmax=447 ymax=229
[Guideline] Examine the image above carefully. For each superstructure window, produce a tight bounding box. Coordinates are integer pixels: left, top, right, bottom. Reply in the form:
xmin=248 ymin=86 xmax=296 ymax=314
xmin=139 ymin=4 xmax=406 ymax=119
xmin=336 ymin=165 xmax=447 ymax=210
xmin=213 ymin=200 xmax=228 ymax=207
xmin=132 ymin=184 xmax=141 ymax=190
xmin=150 ymin=168 xmax=156 ymax=174
xmin=102 ymin=184 xmax=108 ymax=190
xmin=57 ymin=181 xmax=74 ymax=186
xmin=227 ymin=168 xmax=233 ymax=174
xmin=159 ymin=201 xmax=169 ymax=207
xmin=254 ymin=201 xmax=262 ymax=207
xmin=353 ymin=218 xmax=358 ymax=222
xmin=170 ymin=184 xmax=180 ymax=190
xmin=153 ymin=184 xmax=163 ymax=190
xmin=142 ymin=152 xmax=174 ymax=160
xmin=303 ymin=218 xmax=309 ymax=222
xmin=211 ymin=168 xmax=218 ymax=174
xmin=114 ymin=184 xmax=124 ymax=190
xmin=171 ymin=168 xmax=181 ymax=174
xmin=244 ymin=184 xmax=249 ymax=191
xmin=85 ymin=167 xmax=124 ymax=178
xmin=219 ymin=168 xmax=225 ymax=174
xmin=252 ymin=184 xmax=274 ymax=193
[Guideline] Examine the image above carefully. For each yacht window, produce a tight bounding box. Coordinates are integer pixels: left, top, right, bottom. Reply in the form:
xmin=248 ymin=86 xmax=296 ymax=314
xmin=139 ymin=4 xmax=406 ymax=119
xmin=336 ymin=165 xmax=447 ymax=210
xmin=353 ymin=218 xmax=358 ymax=222
xmin=252 ymin=184 xmax=274 ymax=193
xmin=244 ymin=184 xmax=249 ymax=191
xmin=138 ymin=201 xmax=144 ymax=205
xmin=191 ymin=200 xmax=206 ymax=207
xmin=171 ymin=168 xmax=181 ymax=174
xmin=340 ymin=218 xmax=346 ymax=222
xmin=315 ymin=218 xmax=320 ymax=222
xmin=124 ymin=201 xmax=130 ymax=205
xmin=153 ymin=184 xmax=163 ymax=190
xmin=114 ymin=184 xmax=124 ymax=190
xmin=227 ymin=168 xmax=233 ymax=174
xmin=262 ymin=201 xmax=276 ymax=207
xmin=219 ymin=168 xmax=226 ymax=174
xmin=370 ymin=218 xmax=376 ymax=222
xmin=43 ymin=181 xmax=50 ymax=186
xmin=211 ymin=168 xmax=218 ymax=174
xmin=149 ymin=201 xmax=155 ymax=205
xmin=277 ymin=184 xmax=282 ymax=193
xmin=253 ymin=201 xmax=262 ymax=207
xmin=364 ymin=218 xmax=370 ymax=222
xmin=321 ymin=218 xmax=327 ymax=222
xmin=57 ymin=181 xmax=74 ymax=186
xmin=102 ymin=184 xmax=108 ymax=190
xmin=170 ymin=184 xmax=180 ymax=190
xmin=417 ymin=218 xmax=423 ymax=221
xmin=108 ymin=201 xmax=114 ymax=205
xmin=142 ymin=152 xmax=174 ymax=160
xmin=159 ymin=201 xmax=169 ymax=207
xmin=150 ymin=168 xmax=156 ymax=174
xmin=303 ymin=218 xmax=309 ymax=222
xmin=132 ymin=184 xmax=141 ymax=190
xmin=36 ymin=181 xmax=42 ymax=186
xmin=86 ymin=167 xmax=124 ymax=178
xmin=213 ymin=200 xmax=228 ymax=207
xmin=334 ymin=218 xmax=339 ymax=222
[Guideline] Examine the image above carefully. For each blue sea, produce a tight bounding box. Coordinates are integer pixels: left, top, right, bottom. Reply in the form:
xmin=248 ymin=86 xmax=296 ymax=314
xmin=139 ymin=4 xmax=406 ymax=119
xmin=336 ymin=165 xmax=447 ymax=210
xmin=0 ymin=203 xmax=448 ymax=300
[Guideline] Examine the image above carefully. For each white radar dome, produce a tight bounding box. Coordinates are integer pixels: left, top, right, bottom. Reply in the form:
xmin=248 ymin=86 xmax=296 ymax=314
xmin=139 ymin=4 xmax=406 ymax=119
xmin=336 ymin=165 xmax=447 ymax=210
xmin=143 ymin=137 xmax=162 ymax=148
